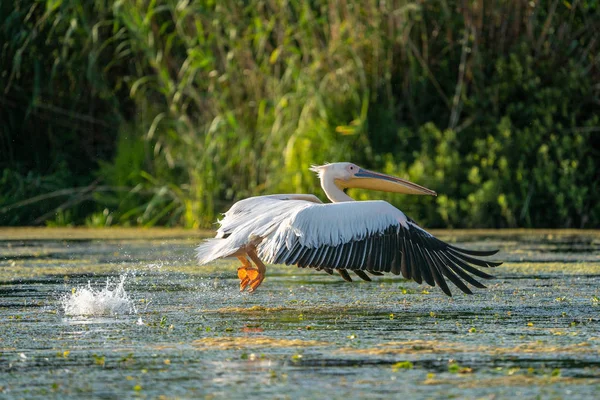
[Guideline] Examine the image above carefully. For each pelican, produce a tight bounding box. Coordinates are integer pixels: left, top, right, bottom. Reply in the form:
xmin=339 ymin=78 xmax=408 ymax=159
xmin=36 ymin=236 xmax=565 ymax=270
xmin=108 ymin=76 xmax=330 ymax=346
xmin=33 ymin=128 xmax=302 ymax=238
xmin=196 ymin=162 xmax=501 ymax=295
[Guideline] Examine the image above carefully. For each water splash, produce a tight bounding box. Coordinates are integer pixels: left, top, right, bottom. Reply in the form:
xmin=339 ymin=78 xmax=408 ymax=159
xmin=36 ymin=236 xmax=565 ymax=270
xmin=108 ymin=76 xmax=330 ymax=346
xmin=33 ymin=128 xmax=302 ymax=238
xmin=62 ymin=275 xmax=137 ymax=316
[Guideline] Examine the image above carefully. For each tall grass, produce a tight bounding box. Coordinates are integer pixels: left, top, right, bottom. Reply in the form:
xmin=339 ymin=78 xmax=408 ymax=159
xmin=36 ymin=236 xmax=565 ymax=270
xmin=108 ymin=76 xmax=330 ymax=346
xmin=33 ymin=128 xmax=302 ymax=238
xmin=1 ymin=0 xmax=599 ymax=228
xmin=105 ymin=0 xmax=411 ymax=227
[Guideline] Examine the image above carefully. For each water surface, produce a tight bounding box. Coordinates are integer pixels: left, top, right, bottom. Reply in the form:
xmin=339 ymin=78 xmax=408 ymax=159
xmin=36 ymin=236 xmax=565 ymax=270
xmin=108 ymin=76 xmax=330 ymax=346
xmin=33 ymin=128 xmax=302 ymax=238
xmin=1 ymin=228 xmax=599 ymax=398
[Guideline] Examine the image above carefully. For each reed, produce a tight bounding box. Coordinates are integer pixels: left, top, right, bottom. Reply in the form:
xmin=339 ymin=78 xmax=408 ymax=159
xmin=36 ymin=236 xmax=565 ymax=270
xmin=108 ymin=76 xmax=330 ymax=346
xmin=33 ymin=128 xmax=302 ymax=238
xmin=1 ymin=0 xmax=598 ymax=228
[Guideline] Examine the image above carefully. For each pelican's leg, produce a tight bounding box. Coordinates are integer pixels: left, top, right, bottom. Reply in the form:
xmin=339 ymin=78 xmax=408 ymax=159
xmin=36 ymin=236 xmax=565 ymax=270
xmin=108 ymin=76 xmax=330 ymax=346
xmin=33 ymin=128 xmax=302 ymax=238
xmin=247 ymin=250 xmax=266 ymax=293
xmin=237 ymin=256 xmax=258 ymax=292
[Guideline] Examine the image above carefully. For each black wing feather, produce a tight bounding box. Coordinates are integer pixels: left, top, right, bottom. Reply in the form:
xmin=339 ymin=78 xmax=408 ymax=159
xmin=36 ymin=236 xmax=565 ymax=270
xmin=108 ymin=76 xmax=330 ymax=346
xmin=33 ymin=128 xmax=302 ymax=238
xmin=275 ymin=220 xmax=500 ymax=296
xmin=431 ymin=250 xmax=473 ymax=295
xmin=354 ymin=270 xmax=372 ymax=281
xmin=448 ymin=244 xmax=499 ymax=257
xmin=413 ymin=239 xmax=435 ymax=287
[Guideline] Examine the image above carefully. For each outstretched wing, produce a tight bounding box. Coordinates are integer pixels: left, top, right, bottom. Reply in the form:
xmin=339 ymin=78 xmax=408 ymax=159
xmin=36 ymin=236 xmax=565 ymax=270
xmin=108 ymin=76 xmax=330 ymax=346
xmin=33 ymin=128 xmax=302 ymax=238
xmin=216 ymin=194 xmax=322 ymax=239
xmin=197 ymin=194 xmax=321 ymax=264
xmin=258 ymin=201 xmax=501 ymax=296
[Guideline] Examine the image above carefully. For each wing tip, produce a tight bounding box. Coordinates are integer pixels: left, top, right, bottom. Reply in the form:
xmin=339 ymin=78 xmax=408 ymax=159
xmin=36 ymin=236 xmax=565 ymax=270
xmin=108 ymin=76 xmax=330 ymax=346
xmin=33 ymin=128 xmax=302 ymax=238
xmin=448 ymin=245 xmax=500 ymax=257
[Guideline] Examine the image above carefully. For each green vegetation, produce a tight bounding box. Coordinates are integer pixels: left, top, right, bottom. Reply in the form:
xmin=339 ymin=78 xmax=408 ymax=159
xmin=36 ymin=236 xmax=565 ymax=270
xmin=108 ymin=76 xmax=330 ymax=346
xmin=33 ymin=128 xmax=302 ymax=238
xmin=1 ymin=0 xmax=598 ymax=228
xmin=392 ymin=360 xmax=414 ymax=371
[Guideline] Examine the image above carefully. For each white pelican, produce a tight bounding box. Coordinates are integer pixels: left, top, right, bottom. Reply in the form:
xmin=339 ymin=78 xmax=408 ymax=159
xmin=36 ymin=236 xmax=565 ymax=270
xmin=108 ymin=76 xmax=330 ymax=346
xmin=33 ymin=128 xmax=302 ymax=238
xmin=196 ymin=162 xmax=501 ymax=295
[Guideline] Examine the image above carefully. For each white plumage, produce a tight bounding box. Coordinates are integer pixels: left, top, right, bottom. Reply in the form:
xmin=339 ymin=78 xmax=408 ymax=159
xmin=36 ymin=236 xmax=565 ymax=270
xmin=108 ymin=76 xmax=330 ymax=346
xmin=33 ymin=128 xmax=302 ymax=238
xmin=196 ymin=195 xmax=320 ymax=264
xmin=259 ymin=201 xmax=409 ymax=257
xmin=196 ymin=162 xmax=501 ymax=295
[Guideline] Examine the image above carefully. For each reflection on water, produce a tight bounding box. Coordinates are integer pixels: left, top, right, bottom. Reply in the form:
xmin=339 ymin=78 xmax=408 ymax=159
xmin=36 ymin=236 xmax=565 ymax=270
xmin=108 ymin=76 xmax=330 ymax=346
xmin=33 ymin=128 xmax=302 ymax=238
xmin=0 ymin=229 xmax=599 ymax=398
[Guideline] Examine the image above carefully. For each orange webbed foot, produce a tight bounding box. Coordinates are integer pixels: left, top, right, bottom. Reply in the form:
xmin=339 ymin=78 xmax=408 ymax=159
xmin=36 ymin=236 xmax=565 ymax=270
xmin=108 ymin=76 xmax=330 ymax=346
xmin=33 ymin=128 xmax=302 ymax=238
xmin=237 ymin=253 xmax=266 ymax=293
xmin=237 ymin=267 xmax=264 ymax=293
xmin=247 ymin=274 xmax=265 ymax=293
xmin=238 ymin=267 xmax=260 ymax=292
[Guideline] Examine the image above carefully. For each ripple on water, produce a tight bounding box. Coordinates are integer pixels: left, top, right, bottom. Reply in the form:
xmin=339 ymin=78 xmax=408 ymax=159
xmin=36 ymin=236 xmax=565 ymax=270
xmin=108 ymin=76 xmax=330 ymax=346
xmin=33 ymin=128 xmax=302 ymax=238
xmin=62 ymin=274 xmax=137 ymax=316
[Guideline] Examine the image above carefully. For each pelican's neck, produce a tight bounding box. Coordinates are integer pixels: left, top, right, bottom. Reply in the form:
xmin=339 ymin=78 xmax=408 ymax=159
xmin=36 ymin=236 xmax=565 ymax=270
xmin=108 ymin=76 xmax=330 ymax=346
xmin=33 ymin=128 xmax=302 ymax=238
xmin=321 ymin=173 xmax=354 ymax=203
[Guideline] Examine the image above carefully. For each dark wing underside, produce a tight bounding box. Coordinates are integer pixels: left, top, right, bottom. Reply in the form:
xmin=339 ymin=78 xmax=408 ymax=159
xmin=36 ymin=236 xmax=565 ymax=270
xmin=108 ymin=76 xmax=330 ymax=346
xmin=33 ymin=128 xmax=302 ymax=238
xmin=271 ymin=223 xmax=501 ymax=296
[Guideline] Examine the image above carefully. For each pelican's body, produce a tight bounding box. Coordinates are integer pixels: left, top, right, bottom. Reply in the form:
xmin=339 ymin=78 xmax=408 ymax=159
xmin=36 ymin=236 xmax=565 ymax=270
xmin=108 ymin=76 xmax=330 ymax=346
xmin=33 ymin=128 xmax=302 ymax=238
xmin=197 ymin=163 xmax=501 ymax=295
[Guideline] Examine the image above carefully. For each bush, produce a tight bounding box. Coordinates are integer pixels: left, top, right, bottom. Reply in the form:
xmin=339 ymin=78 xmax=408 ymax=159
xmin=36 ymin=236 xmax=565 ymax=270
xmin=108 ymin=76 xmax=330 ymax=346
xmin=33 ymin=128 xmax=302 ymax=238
xmin=1 ymin=0 xmax=598 ymax=228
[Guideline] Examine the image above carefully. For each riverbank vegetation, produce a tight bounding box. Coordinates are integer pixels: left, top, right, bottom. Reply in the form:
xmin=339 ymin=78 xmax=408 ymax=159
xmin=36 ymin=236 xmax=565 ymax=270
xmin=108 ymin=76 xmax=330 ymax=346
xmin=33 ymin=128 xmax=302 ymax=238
xmin=1 ymin=0 xmax=598 ymax=228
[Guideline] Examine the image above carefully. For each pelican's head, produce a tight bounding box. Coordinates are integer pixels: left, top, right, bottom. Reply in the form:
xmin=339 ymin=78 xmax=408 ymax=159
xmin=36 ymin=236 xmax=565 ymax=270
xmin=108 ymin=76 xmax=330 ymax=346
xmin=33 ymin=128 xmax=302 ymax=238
xmin=309 ymin=162 xmax=436 ymax=196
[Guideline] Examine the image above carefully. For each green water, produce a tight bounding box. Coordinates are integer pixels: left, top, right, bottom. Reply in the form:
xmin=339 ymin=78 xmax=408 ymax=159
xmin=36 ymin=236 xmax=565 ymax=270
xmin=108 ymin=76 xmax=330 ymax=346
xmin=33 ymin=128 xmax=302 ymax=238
xmin=1 ymin=229 xmax=599 ymax=398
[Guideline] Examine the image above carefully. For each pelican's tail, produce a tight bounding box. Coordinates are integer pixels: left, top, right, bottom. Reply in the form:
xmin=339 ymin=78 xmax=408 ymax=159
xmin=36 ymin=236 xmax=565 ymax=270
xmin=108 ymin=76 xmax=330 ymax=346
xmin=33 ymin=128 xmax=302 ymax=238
xmin=196 ymin=238 xmax=237 ymax=265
